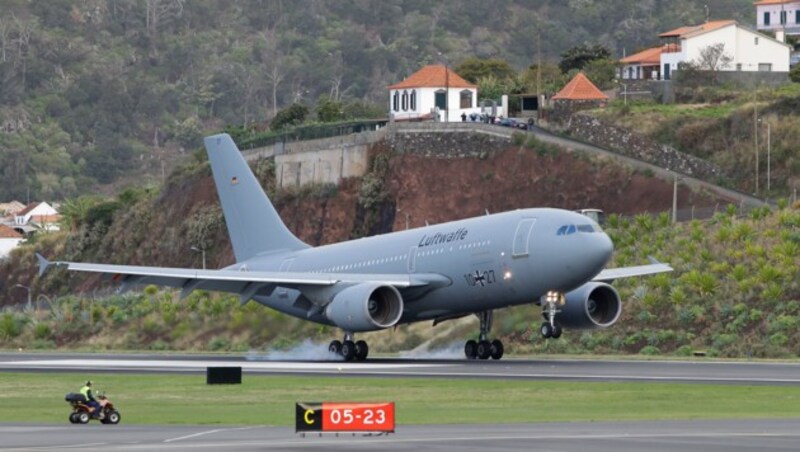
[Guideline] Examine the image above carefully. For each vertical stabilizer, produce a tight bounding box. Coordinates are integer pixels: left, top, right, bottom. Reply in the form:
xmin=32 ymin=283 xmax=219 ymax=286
xmin=204 ymin=133 xmax=308 ymax=262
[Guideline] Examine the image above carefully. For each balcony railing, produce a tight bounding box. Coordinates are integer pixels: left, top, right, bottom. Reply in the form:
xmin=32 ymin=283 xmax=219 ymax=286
xmin=757 ymin=23 xmax=800 ymax=34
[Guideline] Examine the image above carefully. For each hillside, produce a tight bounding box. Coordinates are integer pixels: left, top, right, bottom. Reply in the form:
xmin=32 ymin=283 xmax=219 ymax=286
xmin=4 ymin=133 xmax=798 ymax=359
xmin=590 ymin=84 xmax=800 ymax=197
xmin=0 ymin=0 xmax=758 ymax=201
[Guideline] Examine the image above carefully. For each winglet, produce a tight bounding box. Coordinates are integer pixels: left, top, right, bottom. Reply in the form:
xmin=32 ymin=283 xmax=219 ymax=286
xmin=36 ymin=253 xmax=50 ymax=277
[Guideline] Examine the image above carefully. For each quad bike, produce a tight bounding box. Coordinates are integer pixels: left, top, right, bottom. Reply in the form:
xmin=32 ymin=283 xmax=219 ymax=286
xmin=65 ymin=392 xmax=121 ymax=424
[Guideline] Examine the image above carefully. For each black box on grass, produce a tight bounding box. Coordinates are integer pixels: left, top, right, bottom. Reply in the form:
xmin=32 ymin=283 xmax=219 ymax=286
xmin=206 ymin=366 xmax=242 ymax=384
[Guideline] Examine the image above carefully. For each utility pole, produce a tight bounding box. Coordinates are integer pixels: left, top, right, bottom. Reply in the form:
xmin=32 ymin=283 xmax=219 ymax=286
xmin=754 ymin=95 xmax=759 ymax=194
xmin=766 ymin=122 xmax=771 ymax=192
xmin=672 ymin=172 xmax=679 ymax=224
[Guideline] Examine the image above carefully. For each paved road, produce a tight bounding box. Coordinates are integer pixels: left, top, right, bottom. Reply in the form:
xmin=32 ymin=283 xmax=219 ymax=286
xmin=2 ymin=419 xmax=799 ymax=451
xmin=1 ymin=352 xmax=800 ymax=385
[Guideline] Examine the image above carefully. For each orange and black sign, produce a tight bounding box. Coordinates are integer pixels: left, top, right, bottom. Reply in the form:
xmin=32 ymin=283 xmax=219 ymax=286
xmin=295 ymin=402 xmax=395 ymax=433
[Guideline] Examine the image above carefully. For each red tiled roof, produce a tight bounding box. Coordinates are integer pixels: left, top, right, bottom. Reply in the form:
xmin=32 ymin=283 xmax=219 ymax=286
xmin=0 ymin=224 xmax=22 ymax=239
xmin=388 ymin=64 xmax=477 ymax=89
xmin=754 ymin=0 xmax=793 ymax=5
xmin=659 ymin=20 xmax=736 ymax=38
xmin=620 ymin=47 xmax=663 ymax=64
xmin=552 ymin=73 xmax=608 ymax=101
xmin=15 ymin=202 xmax=41 ymax=216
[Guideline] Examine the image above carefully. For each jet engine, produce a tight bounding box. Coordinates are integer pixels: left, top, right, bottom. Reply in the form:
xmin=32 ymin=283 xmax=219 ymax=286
xmin=557 ymin=282 xmax=621 ymax=329
xmin=325 ymin=283 xmax=404 ymax=332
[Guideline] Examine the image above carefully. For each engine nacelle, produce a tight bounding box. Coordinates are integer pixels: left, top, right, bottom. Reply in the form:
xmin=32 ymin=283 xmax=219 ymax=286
xmin=325 ymin=283 xmax=404 ymax=332
xmin=557 ymin=282 xmax=622 ymax=329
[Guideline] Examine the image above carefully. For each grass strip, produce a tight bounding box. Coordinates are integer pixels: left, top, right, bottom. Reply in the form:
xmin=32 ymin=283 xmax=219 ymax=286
xmin=1 ymin=372 xmax=798 ymax=426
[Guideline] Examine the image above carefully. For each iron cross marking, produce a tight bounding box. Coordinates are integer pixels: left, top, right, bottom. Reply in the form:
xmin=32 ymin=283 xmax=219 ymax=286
xmin=473 ymin=270 xmax=486 ymax=287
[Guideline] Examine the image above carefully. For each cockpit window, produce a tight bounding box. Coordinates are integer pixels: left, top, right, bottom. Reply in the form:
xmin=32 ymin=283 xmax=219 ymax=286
xmin=558 ymin=224 xmax=598 ymax=235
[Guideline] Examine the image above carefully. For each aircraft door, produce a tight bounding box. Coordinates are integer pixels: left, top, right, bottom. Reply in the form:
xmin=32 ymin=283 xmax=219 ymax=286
xmin=512 ymin=218 xmax=536 ymax=258
xmin=407 ymin=246 xmax=417 ymax=273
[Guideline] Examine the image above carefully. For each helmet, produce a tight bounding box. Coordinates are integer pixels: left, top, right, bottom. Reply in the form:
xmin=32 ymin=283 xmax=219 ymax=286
xmin=85 ymin=380 xmax=92 ymax=386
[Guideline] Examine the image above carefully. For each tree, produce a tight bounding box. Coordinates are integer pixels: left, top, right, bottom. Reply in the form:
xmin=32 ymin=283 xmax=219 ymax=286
xmin=454 ymin=57 xmax=515 ymax=84
xmin=316 ymin=95 xmax=344 ymax=123
xmin=791 ymin=64 xmax=800 ymax=84
xmin=270 ymin=103 xmax=308 ymax=131
xmin=582 ymin=58 xmax=618 ymax=90
xmin=559 ymin=44 xmax=612 ymax=73
xmin=694 ymin=43 xmax=733 ymax=84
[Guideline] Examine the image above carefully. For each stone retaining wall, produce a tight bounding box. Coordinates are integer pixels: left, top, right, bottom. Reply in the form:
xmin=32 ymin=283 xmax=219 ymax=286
xmin=565 ymin=113 xmax=725 ymax=180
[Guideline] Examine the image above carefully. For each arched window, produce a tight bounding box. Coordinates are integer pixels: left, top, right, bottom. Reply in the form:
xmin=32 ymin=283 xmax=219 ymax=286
xmin=402 ymin=90 xmax=408 ymax=111
xmin=392 ymin=91 xmax=399 ymax=111
xmin=410 ymin=90 xmax=416 ymax=111
xmin=460 ymin=90 xmax=472 ymax=109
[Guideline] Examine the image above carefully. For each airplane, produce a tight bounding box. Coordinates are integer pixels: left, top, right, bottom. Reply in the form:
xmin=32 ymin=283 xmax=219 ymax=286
xmin=38 ymin=133 xmax=672 ymax=361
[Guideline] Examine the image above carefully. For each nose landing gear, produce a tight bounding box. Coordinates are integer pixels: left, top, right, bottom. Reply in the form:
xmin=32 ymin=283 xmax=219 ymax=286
xmin=464 ymin=311 xmax=504 ymax=360
xmin=540 ymin=291 xmax=564 ymax=339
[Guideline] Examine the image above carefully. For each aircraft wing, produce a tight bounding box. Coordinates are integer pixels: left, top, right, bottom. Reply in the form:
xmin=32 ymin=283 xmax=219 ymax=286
xmin=36 ymin=254 xmax=449 ymax=301
xmin=592 ymin=258 xmax=673 ymax=283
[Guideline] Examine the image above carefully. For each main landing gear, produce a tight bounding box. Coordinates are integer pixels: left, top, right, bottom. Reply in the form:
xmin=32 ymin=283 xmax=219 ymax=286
xmin=540 ymin=290 xmax=563 ymax=339
xmin=329 ymin=332 xmax=369 ymax=361
xmin=464 ymin=310 xmax=504 ymax=360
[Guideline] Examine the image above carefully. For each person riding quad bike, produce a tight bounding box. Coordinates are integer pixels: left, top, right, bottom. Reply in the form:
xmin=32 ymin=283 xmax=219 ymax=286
xmin=65 ymin=386 xmax=121 ymax=425
xmin=80 ymin=381 xmax=102 ymax=418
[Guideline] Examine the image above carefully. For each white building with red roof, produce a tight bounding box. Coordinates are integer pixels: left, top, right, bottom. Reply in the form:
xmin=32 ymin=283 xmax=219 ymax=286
xmin=659 ymin=20 xmax=790 ymax=79
xmin=0 ymin=224 xmax=24 ymax=259
xmin=388 ymin=64 xmax=481 ymax=122
xmin=755 ymin=0 xmax=800 ymax=37
xmin=620 ymin=20 xmax=790 ymax=80
xmin=14 ymin=202 xmax=61 ymax=232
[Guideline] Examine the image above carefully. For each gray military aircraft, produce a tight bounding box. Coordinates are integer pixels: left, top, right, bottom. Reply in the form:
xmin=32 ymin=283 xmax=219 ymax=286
xmin=38 ymin=133 xmax=672 ymax=361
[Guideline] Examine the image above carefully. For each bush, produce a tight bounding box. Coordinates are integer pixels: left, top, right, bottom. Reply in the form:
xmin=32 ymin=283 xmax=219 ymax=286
xmin=639 ymin=345 xmax=661 ymax=355
xmin=790 ymin=64 xmax=800 ymax=84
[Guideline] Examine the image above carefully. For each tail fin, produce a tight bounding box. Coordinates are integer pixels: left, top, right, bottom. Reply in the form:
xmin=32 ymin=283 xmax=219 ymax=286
xmin=204 ymin=133 xmax=308 ymax=262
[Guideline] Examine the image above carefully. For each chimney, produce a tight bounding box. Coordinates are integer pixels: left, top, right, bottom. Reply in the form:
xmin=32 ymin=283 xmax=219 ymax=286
xmin=776 ymin=30 xmax=786 ymax=43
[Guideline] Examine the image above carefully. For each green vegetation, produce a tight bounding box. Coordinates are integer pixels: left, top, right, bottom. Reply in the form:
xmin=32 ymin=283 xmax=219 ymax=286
xmin=2 ymin=201 xmax=798 ymax=358
xmin=0 ymin=1 xmax=758 ymax=201
xmin=596 ymin=83 xmax=800 ymax=195
xmin=2 ymin=372 xmax=799 ymax=425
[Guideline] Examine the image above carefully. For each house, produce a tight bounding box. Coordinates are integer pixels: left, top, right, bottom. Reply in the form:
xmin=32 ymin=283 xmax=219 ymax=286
xmin=658 ymin=20 xmax=790 ymax=79
xmin=755 ymin=0 xmax=800 ymax=37
xmin=0 ymin=224 xmax=24 ymax=259
xmin=388 ymin=64 xmax=482 ymax=122
xmin=551 ymin=73 xmax=608 ymax=120
xmin=0 ymin=200 xmax=25 ymax=217
xmin=619 ymin=47 xmax=666 ymax=80
xmin=14 ymin=202 xmax=61 ymax=232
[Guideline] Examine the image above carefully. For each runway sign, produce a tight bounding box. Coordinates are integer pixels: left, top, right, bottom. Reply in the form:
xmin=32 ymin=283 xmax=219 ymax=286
xmin=295 ymin=402 xmax=395 ymax=433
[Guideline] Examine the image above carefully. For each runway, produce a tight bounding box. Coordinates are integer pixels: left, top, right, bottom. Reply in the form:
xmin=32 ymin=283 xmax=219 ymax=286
xmin=1 ymin=352 xmax=800 ymax=385
xmin=2 ymin=419 xmax=799 ymax=451
xmin=2 ymin=353 xmax=800 ymax=450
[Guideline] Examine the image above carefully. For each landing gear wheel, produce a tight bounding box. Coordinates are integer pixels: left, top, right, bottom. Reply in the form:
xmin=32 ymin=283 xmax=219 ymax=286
xmin=476 ymin=340 xmax=492 ymax=360
xmin=69 ymin=413 xmax=78 ymax=424
xmin=328 ymin=340 xmax=342 ymax=355
xmin=552 ymin=323 xmax=562 ymax=339
xmin=540 ymin=322 xmax=553 ymax=339
xmin=341 ymin=340 xmax=356 ymax=361
xmin=464 ymin=340 xmax=478 ymax=359
xmin=354 ymin=340 xmax=369 ymax=361
xmin=105 ymin=410 xmax=120 ymax=425
xmin=490 ymin=340 xmax=504 ymax=360
xmin=77 ymin=412 xmax=90 ymax=424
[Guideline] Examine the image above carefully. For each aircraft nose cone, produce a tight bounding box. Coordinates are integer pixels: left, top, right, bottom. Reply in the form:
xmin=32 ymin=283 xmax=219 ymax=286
xmin=591 ymin=233 xmax=614 ymax=269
